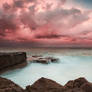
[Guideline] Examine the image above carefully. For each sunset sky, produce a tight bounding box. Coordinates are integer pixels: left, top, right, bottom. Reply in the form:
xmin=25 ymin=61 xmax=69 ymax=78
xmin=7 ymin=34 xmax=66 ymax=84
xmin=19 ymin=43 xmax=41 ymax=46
xmin=0 ymin=0 xmax=92 ymax=48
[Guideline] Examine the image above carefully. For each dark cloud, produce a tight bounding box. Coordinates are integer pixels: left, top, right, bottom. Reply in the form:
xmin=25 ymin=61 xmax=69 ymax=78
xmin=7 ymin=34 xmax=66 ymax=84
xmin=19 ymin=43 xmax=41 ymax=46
xmin=12 ymin=0 xmax=36 ymax=9
xmin=36 ymin=34 xmax=61 ymax=39
xmin=0 ymin=9 xmax=18 ymax=36
xmin=0 ymin=0 xmax=92 ymax=48
xmin=13 ymin=0 xmax=24 ymax=8
xmin=0 ymin=0 xmax=37 ymax=36
xmin=37 ymin=7 xmax=89 ymax=29
xmin=0 ymin=39 xmax=43 ymax=48
xmin=3 ymin=3 xmax=11 ymax=11
xmin=20 ymin=11 xmax=38 ymax=30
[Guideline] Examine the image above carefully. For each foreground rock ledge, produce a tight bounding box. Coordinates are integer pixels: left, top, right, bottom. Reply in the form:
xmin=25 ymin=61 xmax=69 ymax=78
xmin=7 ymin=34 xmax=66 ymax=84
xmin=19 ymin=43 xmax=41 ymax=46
xmin=26 ymin=77 xmax=92 ymax=92
xmin=0 ymin=77 xmax=25 ymax=92
xmin=0 ymin=77 xmax=92 ymax=92
xmin=0 ymin=52 xmax=27 ymax=73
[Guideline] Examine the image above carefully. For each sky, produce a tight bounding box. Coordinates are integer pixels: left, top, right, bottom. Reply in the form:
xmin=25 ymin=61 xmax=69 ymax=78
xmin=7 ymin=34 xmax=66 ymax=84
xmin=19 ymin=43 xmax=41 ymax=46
xmin=0 ymin=0 xmax=92 ymax=48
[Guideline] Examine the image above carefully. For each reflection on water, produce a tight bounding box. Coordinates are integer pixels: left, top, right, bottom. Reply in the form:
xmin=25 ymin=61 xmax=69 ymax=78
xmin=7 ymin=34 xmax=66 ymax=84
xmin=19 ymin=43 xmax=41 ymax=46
xmin=0 ymin=48 xmax=92 ymax=88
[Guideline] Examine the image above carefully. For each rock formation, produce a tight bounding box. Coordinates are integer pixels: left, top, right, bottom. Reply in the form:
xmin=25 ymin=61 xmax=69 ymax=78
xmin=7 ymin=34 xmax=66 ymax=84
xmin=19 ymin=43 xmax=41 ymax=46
xmin=64 ymin=77 xmax=92 ymax=92
xmin=25 ymin=77 xmax=92 ymax=92
xmin=0 ymin=52 xmax=27 ymax=73
xmin=29 ymin=56 xmax=59 ymax=64
xmin=0 ymin=76 xmax=92 ymax=92
xmin=0 ymin=77 xmax=25 ymax=92
xmin=26 ymin=77 xmax=63 ymax=92
xmin=46 ymin=57 xmax=59 ymax=63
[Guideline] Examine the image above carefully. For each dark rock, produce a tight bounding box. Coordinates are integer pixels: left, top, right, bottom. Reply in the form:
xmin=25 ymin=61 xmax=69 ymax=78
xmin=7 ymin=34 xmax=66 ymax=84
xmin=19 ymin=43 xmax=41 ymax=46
xmin=25 ymin=77 xmax=92 ymax=92
xmin=64 ymin=77 xmax=92 ymax=92
xmin=81 ymin=83 xmax=92 ymax=92
xmin=29 ymin=56 xmax=59 ymax=64
xmin=32 ymin=55 xmax=42 ymax=58
xmin=65 ymin=77 xmax=88 ymax=89
xmin=73 ymin=77 xmax=88 ymax=88
xmin=0 ymin=52 xmax=27 ymax=73
xmin=46 ymin=57 xmax=59 ymax=62
xmin=0 ymin=77 xmax=92 ymax=92
xmin=26 ymin=77 xmax=64 ymax=92
xmin=0 ymin=77 xmax=25 ymax=92
xmin=33 ymin=58 xmax=49 ymax=64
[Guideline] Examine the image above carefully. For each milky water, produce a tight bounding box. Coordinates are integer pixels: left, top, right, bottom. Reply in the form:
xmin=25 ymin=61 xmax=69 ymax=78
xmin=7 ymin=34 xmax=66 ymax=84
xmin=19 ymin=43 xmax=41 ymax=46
xmin=0 ymin=48 xmax=92 ymax=88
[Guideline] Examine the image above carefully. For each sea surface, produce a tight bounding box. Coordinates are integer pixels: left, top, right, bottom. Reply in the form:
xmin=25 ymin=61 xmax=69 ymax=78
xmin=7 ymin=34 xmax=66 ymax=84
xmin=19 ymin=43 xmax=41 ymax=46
xmin=0 ymin=48 xmax=92 ymax=88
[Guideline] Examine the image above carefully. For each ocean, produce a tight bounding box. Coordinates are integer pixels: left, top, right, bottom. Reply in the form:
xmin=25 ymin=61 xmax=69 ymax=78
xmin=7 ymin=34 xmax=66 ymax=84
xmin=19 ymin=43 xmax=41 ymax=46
xmin=0 ymin=48 xmax=92 ymax=88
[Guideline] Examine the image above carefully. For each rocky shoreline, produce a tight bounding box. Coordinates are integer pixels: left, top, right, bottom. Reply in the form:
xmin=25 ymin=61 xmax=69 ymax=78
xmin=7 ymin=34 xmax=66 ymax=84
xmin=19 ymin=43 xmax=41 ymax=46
xmin=0 ymin=52 xmax=59 ymax=73
xmin=0 ymin=52 xmax=92 ymax=92
xmin=0 ymin=77 xmax=92 ymax=92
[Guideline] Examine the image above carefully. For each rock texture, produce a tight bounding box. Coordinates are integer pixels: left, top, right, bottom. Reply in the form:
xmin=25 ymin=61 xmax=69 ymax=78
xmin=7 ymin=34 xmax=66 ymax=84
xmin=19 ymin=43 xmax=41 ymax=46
xmin=64 ymin=77 xmax=92 ymax=92
xmin=0 ymin=52 xmax=27 ymax=73
xmin=0 ymin=77 xmax=25 ymax=92
xmin=0 ymin=77 xmax=92 ymax=92
xmin=26 ymin=77 xmax=92 ymax=92
xmin=26 ymin=77 xmax=63 ymax=92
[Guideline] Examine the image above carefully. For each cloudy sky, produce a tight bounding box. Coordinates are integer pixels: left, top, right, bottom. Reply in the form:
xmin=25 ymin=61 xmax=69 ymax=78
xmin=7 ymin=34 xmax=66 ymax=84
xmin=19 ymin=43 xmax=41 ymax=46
xmin=0 ymin=0 xmax=92 ymax=48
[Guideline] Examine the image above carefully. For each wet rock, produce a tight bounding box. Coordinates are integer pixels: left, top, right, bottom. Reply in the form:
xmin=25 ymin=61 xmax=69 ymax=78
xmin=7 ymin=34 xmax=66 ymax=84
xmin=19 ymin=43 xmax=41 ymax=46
xmin=26 ymin=77 xmax=64 ymax=92
xmin=33 ymin=58 xmax=49 ymax=64
xmin=46 ymin=57 xmax=59 ymax=62
xmin=29 ymin=56 xmax=59 ymax=64
xmin=0 ymin=77 xmax=25 ymax=92
xmin=0 ymin=52 xmax=27 ymax=73
xmin=32 ymin=55 xmax=42 ymax=58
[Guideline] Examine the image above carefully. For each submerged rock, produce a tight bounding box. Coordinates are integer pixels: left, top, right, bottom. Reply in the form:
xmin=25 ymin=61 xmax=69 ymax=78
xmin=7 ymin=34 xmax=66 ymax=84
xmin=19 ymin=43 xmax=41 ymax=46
xmin=29 ymin=56 xmax=59 ymax=64
xmin=0 ymin=52 xmax=27 ymax=73
xmin=33 ymin=58 xmax=49 ymax=64
xmin=0 ymin=77 xmax=25 ymax=92
xmin=46 ymin=57 xmax=59 ymax=62
xmin=32 ymin=55 xmax=42 ymax=58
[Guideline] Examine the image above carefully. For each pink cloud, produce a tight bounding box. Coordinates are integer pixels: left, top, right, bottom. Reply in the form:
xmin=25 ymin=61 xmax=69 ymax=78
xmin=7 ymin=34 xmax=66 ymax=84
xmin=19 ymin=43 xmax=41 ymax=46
xmin=0 ymin=0 xmax=92 ymax=47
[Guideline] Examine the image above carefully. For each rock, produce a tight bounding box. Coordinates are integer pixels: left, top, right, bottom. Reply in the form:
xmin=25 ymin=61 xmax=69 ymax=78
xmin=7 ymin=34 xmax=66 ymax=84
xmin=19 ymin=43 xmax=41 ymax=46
xmin=32 ymin=55 xmax=42 ymax=58
xmin=33 ymin=58 xmax=50 ymax=64
xmin=29 ymin=56 xmax=59 ymax=64
xmin=0 ymin=77 xmax=92 ymax=92
xmin=46 ymin=57 xmax=59 ymax=62
xmin=81 ymin=83 xmax=92 ymax=92
xmin=64 ymin=77 xmax=92 ymax=92
xmin=25 ymin=77 xmax=92 ymax=92
xmin=26 ymin=77 xmax=64 ymax=92
xmin=0 ymin=52 xmax=27 ymax=73
xmin=29 ymin=57 xmax=50 ymax=64
xmin=0 ymin=77 xmax=25 ymax=92
xmin=65 ymin=77 xmax=88 ymax=89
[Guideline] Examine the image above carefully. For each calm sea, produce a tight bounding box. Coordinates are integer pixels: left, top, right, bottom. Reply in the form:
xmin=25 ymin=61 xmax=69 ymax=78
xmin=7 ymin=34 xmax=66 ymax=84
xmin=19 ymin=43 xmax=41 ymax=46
xmin=0 ymin=48 xmax=92 ymax=88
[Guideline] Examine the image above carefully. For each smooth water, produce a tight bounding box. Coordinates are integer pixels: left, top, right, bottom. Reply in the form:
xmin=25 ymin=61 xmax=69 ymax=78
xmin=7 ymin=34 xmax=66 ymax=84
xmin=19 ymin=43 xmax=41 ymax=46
xmin=0 ymin=48 xmax=92 ymax=88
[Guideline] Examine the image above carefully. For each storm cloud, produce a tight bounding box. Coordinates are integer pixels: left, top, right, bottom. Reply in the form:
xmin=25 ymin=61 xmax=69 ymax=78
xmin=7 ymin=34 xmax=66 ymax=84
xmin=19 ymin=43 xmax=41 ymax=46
xmin=0 ymin=0 xmax=92 ymax=47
